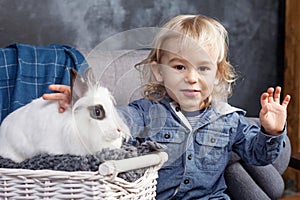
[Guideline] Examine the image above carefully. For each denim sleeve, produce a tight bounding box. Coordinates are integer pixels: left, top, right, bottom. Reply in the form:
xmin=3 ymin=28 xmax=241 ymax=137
xmin=117 ymin=104 xmax=146 ymax=141
xmin=233 ymin=116 xmax=286 ymax=166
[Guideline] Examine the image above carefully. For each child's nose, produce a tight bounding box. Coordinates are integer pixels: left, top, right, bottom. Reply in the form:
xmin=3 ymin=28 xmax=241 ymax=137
xmin=184 ymin=68 xmax=198 ymax=83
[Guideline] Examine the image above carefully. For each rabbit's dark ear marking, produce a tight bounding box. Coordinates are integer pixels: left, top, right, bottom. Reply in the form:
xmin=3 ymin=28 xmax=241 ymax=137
xmin=70 ymin=68 xmax=88 ymax=105
xmin=70 ymin=68 xmax=77 ymax=92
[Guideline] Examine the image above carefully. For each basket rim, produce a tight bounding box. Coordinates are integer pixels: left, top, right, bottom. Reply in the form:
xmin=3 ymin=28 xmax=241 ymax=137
xmin=0 ymin=164 xmax=159 ymax=184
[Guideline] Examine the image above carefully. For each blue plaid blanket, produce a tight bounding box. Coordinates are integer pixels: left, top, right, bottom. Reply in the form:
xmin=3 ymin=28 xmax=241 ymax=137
xmin=0 ymin=43 xmax=88 ymax=124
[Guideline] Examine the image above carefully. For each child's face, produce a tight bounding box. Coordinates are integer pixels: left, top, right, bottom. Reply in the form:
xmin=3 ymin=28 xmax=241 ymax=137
xmin=151 ymin=37 xmax=219 ymax=111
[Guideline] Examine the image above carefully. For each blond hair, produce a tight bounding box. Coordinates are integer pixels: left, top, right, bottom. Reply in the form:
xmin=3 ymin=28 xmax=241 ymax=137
xmin=135 ymin=15 xmax=237 ymax=104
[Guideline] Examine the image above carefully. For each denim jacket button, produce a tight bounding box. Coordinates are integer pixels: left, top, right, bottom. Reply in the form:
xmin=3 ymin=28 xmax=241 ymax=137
xmin=188 ymin=154 xmax=192 ymax=160
xmin=164 ymin=133 xmax=171 ymax=139
xmin=184 ymin=179 xmax=190 ymax=184
xmin=210 ymin=137 xmax=216 ymax=143
xmin=267 ymin=138 xmax=276 ymax=145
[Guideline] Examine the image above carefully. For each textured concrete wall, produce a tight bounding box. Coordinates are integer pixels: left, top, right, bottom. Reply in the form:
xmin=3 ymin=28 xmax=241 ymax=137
xmin=0 ymin=0 xmax=284 ymax=116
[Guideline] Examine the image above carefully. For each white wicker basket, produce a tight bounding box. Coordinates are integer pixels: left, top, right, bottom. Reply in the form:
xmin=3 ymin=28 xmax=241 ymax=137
xmin=0 ymin=152 xmax=168 ymax=200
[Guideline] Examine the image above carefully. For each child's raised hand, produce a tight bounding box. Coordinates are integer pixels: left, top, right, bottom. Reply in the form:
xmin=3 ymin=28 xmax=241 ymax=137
xmin=259 ymin=86 xmax=291 ymax=135
xmin=42 ymin=84 xmax=71 ymax=113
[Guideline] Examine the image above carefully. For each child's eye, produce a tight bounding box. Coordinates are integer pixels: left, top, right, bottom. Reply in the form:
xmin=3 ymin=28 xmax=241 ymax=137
xmin=174 ymin=65 xmax=186 ymax=71
xmin=198 ymin=66 xmax=209 ymax=71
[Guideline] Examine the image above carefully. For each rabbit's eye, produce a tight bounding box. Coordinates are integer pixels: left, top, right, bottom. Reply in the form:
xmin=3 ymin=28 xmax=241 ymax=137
xmin=88 ymin=104 xmax=105 ymax=120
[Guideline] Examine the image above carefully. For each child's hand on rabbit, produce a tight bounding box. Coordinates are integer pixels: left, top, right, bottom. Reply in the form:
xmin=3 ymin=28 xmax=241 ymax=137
xmin=43 ymin=85 xmax=71 ymax=113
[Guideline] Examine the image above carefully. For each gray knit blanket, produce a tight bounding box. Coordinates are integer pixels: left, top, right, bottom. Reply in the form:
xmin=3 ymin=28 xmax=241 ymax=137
xmin=0 ymin=141 xmax=165 ymax=182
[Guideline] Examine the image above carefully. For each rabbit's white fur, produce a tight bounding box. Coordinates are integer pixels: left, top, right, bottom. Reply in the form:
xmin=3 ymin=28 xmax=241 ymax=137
xmin=0 ymin=69 xmax=131 ymax=162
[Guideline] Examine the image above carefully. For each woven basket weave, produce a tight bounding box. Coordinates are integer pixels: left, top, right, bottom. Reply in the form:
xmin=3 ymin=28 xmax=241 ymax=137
xmin=0 ymin=152 xmax=167 ymax=200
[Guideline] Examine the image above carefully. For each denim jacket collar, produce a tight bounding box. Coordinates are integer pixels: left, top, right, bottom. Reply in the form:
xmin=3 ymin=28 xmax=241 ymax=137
xmin=160 ymin=96 xmax=246 ymax=131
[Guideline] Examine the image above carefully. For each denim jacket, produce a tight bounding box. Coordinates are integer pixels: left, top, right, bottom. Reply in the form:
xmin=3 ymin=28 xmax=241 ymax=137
xmin=118 ymin=97 xmax=286 ymax=200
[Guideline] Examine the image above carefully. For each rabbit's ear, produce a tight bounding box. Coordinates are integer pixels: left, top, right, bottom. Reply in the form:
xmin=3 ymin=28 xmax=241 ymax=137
xmin=70 ymin=68 xmax=88 ymax=105
xmin=84 ymin=67 xmax=97 ymax=85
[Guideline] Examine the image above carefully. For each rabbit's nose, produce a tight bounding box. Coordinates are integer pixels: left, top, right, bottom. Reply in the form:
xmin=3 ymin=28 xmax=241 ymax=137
xmin=115 ymin=128 xmax=122 ymax=136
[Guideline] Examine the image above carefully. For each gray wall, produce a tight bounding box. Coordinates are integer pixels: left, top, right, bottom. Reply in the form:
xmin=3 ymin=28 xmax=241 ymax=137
xmin=0 ymin=0 xmax=284 ymax=116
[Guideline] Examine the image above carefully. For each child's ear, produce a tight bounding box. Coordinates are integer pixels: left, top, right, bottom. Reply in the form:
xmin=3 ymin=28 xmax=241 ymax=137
xmin=150 ymin=61 xmax=163 ymax=82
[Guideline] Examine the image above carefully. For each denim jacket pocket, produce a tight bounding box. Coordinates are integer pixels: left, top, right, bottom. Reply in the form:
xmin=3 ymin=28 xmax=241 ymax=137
xmin=194 ymin=131 xmax=229 ymax=171
xmin=150 ymin=127 xmax=186 ymax=167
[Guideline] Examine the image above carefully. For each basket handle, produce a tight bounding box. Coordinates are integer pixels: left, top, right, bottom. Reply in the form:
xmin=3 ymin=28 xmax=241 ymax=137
xmin=98 ymin=151 xmax=168 ymax=176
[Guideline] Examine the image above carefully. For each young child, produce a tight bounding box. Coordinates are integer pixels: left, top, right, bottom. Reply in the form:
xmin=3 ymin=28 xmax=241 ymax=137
xmin=43 ymin=15 xmax=290 ymax=199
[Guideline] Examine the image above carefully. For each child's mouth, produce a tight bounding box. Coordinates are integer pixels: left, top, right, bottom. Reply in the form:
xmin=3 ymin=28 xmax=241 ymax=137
xmin=181 ymin=89 xmax=201 ymax=97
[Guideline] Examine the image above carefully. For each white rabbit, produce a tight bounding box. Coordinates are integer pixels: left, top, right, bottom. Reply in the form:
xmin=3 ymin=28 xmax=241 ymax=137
xmin=0 ymin=68 xmax=131 ymax=162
